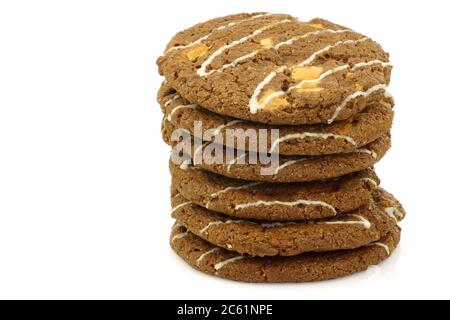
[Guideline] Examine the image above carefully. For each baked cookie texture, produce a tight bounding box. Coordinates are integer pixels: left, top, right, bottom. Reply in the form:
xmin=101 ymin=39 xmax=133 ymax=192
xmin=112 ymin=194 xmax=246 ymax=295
xmin=170 ymin=161 xmax=378 ymax=221
xmin=156 ymin=12 xmax=405 ymax=283
xmin=170 ymin=223 xmax=401 ymax=283
xmin=157 ymin=13 xmax=392 ymax=125
xmin=159 ymin=82 xmax=394 ymax=156
xmin=171 ymin=188 xmax=404 ymax=257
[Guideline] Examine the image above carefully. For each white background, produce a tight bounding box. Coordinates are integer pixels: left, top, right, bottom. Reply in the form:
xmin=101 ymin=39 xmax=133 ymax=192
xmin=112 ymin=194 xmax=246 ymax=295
xmin=0 ymin=0 xmax=448 ymax=300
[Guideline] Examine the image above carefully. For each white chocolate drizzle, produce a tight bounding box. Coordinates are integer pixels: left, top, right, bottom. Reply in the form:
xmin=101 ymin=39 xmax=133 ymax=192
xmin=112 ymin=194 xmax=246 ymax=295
xmin=318 ymin=214 xmax=371 ymax=229
xmin=348 ymin=148 xmax=378 ymax=159
xmin=384 ymin=207 xmax=403 ymax=221
xmin=271 ymin=158 xmax=308 ymax=175
xmin=205 ymin=182 xmax=262 ymax=208
xmin=206 ymin=29 xmax=354 ymax=76
xmin=171 ymin=231 xmax=189 ymax=243
xmin=171 ymin=222 xmax=183 ymax=229
xmin=269 ymin=132 xmax=356 ymax=153
xmin=164 ymin=94 xmax=181 ymax=108
xmin=249 ymin=37 xmax=370 ymax=114
xmin=327 ymin=84 xmax=387 ymax=124
xmin=165 ymin=13 xmax=273 ymax=54
xmin=257 ymin=59 xmax=391 ymax=115
xmin=196 ymin=248 xmax=221 ymax=266
xmin=167 ymin=104 xmax=197 ymax=122
xmin=200 ymin=219 xmax=256 ymax=235
xmin=234 ymin=199 xmax=337 ymax=214
xmin=214 ymin=256 xmax=245 ymax=271
xmin=197 ymin=19 xmax=292 ymax=76
xmin=226 ymin=152 xmax=248 ymax=173
xmin=170 ymin=201 xmax=193 ymax=215
xmin=368 ymin=242 xmax=390 ymax=255
xmin=212 ymin=120 xmax=245 ymax=136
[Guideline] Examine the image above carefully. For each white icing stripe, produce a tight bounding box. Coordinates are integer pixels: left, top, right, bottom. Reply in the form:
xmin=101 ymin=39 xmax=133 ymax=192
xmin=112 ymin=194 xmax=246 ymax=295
xmin=212 ymin=120 xmax=244 ymax=136
xmin=350 ymin=148 xmax=378 ymax=159
xmin=384 ymin=91 xmax=394 ymax=100
xmin=199 ymin=221 xmax=223 ymax=234
xmin=327 ymin=84 xmax=387 ymax=124
xmin=319 ymin=213 xmax=371 ymax=229
xmin=170 ymin=201 xmax=193 ymax=215
xmin=167 ymin=104 xmax=197 ymax=122
xmin=249 ymin=71 xmax=279 ymax=113
xmin=273 ymin=29 xmax=352 ymax=49
xmin=303 ymin=37 xmax=368 ymax=66
xmin=197 ymin=19 xmax=292 ymax=76
xmin=208 ymin=29 xmax=354 ymax=75
xmin=200 ymin=219 xmax=255 ymax=235
xmin=269 ymin=132 xmax=356 ymax=153
xmin=206 ymin=182 xmax=262 ymax=208
xmin=349 ymin=214 xmax=372 ymax=229
xmin=226 ymin=152 xmax=248 ymax=173
xmin=384 ymin=207 xmax=403 ymax=221
xmin=234 ymin=199 xmax=336 ymax=214
xmin=271 ymin=158 xmax=308 ymax=175
xmin=164 ymin=94 xmax=181 ymax=108
xmin=171 ymin=231 xmax=189 ymax=243
xmin=171 ymin=222 xmax=183 ymax=229
xmin=249 ymin=37 xmax=370 ymax=114
xmin=165 ymin=13 xmax=273 ymax=53
xmin=226 ymin=143 xmax=375 ymax=176
xmin=369 ymin=242 xmax=390 ymax=255
xmin=214 ymin=256 xmax=245 ymax=271
xmin=196 ymin=248 xmax=221 ymax=266
xmin=352 ymin=60 xmax=392 ymax=71
xmin=260 ymin=59 xmax=391 ymax=113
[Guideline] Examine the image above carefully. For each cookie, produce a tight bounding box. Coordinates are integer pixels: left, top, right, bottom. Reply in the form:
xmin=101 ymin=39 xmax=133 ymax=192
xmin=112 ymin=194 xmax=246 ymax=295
xmin=169 ymin=128 xmax=391 ymax=182
xmin=157 ymin=13 xmax=392 ymax=125
xmin=159 ymin=82 xmax=394 ymax=156
xmin=171 ymin=188 xmax=404 ymax=257
xmin=170 ymin=161 xmax=378 ymax=221
xmin=170 ymin=223 xmax=401 ymax=282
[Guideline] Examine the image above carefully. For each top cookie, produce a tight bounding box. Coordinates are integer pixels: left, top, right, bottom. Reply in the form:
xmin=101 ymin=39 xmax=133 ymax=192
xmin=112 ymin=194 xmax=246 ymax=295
xmin=157 ymin=13 xmax=392 ymax=125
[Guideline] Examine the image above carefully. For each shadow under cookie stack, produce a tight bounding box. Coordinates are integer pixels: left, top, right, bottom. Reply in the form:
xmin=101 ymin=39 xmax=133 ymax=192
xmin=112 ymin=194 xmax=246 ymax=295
xmin=156 ymin=12 xmax=405 ymax=282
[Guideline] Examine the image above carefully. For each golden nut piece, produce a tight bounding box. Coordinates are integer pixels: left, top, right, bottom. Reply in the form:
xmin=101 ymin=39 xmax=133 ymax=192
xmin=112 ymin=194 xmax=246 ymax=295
xmin=296 ymin=87 xmax=324 ymax=94
xmin=298 ymin=81 xmax=320 ymax=89
xmin=307 ymin=23 xmax=323 ymax=29
xmin=259 ymin=89 xmax=290 ymax=109
xmin=291 ymin=66 xmax=324 ymax=81
xmin=186 ymin=43 xmax=208 ymax=61
xmin=260 ymin=38 xmax=273 ymax=47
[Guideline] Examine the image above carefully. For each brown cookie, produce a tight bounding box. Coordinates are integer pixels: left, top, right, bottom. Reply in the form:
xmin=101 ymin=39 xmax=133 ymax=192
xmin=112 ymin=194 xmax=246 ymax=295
xmin=159 ymin=82 xmax=394 ymax=156
xmin=171 ymin=188 xmax=404 ymax=257
xmin=157 ymin=13 xmax=392 ymax=125
xmin=169 ymin=128 xmax=391 ymax=182
xmin=170 ymin=224 xmax=401 ymax=282
xmin=170 ymin=161 xmax=378 ymax=221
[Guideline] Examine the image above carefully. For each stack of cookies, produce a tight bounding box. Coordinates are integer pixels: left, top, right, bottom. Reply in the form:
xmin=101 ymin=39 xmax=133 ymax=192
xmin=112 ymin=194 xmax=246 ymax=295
xmin=156 ymin=13 xmax=405 ymax=282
